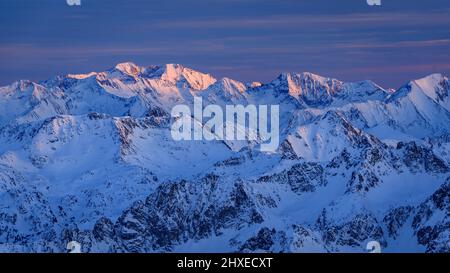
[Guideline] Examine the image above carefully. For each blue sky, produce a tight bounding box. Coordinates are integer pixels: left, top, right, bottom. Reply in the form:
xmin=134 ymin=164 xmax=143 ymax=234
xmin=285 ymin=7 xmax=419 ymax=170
xmin=1 ymin=0 xmax=450 ymax=88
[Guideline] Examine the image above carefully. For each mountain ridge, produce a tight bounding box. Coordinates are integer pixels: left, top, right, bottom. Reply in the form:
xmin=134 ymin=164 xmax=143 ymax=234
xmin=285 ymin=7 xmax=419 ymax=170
xmin=0 ymin=62 xmax=448 ymax=253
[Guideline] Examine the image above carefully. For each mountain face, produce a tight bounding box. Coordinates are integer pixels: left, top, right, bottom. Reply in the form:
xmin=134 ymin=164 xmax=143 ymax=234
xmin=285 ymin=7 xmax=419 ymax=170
xmin=0 ymin=62 xmax=449 ymax=253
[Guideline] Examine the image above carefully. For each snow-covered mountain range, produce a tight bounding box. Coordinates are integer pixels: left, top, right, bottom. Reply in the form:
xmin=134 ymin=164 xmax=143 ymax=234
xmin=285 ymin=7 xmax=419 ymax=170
xmin=0 ymin=62 xmax=448 ymax=253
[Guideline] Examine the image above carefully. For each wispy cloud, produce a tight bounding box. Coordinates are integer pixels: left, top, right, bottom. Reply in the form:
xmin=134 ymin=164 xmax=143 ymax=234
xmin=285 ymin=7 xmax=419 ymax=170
xmin=153 ymin=10 xmax=450 ymax=29
xmin=345 ymin=63 xmax=450 ymax=75
xmin=335 ymin=39 xmax=450 ymax=49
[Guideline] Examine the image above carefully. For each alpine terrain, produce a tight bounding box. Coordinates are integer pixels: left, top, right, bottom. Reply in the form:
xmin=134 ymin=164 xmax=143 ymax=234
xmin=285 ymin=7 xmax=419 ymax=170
xmin=0 ymin=62 xmax=448 ymax=253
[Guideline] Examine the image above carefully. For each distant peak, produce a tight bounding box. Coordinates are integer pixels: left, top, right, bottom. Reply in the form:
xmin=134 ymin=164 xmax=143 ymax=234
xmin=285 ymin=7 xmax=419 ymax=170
xmin=414 ymin=73 xmax=447 ymax=85
xmin=2 ymin=80 xmax=46 ymax=99
xmin=272 ymin=71 xmax=342 ymax=100
xmin=12 ymin=80 xmax=41 ymax=91
xmin=14 ymin=79 xmax=33 ymax=87
xmin=218 ymin=77 xmax=247 ymax=93
xmin=388 ymin=73 xmax=449 ymax=102
xmin=114 ymin=62 xmax=142 ymax=76
xmin=298 ymin=72 xmax=328 ymax=81
xmin=408 ymin=73 xmax=448 ymax=91
xmin=159 ymin=63 xmax=185 ymax=81
xmin=248 ymin=82 xmax=262 ymax=88
xmin=165 ymin=63 xmax=184 ymax=70
xmin=102 ymin=62 xmax=217 ymax=90
xmin=156 ymin=63 xmax=216 ymax=90
xmin=278 ymin=72 xmax=330 ymax=82
xmin=67 ymin=72 xmax=97 ymax=80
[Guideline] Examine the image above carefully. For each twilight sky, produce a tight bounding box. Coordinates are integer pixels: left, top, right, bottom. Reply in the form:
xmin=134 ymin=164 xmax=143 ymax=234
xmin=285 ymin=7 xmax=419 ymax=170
xmin=1 ymin=0 xmax=450 ymax=88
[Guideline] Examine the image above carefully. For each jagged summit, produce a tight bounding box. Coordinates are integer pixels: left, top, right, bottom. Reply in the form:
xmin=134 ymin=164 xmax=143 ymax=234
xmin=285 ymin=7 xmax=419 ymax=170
xmin=58 ymin=62 xmax=217 ymax=91
xmin=108 ymin=62 xmax=217 ymax=90
xmin=261 ymin=71 xmax=388 ymax=107
xmin=277 ymin=72 xmax=343 ymax=99
xmin=114 ymin=62 xmax=142 ymax=76
xmin=154 ymin=63 xmax=217 ymax=90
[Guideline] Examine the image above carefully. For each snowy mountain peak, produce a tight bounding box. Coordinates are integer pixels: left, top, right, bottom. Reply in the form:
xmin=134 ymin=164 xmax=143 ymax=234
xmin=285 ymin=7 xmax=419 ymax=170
xmin=5 ymin=80 xmax=46 ymax=97
xmin=413 ymin=73 xmax=448 ymax=98
xmin=248 ymin=81 xmax=262 ymax=88
xmin=268 ymin=72 xmax=343 ymax=106
xmin=416 ymin=73 xmax=447 ymax=83
xmin=67 ymin=72 xmax=98 ymax=80
xmin=157 ymin=63 xmax=217 ymax=90
xmin=388 ymin=73 xmax=449 ymax=105
xmin=114 ymin=62 xmax=142 ymax=76
xmin=158 ymin=63 xmax=189 ymax=82
xmin=63 ymin=62 xmax=218 ymax=92
xmin=263 ymin=72 xmax=390 ymax=107
xmin=201 ymin=77 xmax=248 ymax=104
xmin=12 ymin=79 xmax=35 ymax=91
xmin=218 ymin=77 xmax=247 ymax=94
xmin=411 ymin=73 xmax=446 ymax=92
